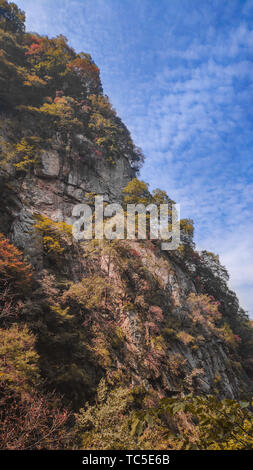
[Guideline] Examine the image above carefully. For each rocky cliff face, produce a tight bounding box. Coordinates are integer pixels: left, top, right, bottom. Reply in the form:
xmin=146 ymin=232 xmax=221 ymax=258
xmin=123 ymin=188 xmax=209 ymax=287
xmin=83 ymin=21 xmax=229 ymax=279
xmin=123 ymin=243 xmax=243 ymax=399
xmin=1 ymin=151 xmax=249 ymax=401
xmin=85 ymin=239 xmax=249 ymax=400
xmin=0 ymin=1 xmax=252 ymax=412
xmin=1 ymin=130 xmax=135 ymax=262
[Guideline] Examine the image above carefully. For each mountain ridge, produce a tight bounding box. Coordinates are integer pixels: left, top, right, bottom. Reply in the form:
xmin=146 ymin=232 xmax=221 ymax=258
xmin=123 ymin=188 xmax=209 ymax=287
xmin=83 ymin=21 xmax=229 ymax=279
xmin=0 ymin=0 xmax=253 ymax=450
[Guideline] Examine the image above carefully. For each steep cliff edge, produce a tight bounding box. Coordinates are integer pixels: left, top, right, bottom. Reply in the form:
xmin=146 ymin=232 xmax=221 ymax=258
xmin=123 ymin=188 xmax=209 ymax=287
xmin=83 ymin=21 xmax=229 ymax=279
xmin=1 ymin=127 xmax=135 ymax=263
xmin=0 ymin=1 xmax=253 ymax=450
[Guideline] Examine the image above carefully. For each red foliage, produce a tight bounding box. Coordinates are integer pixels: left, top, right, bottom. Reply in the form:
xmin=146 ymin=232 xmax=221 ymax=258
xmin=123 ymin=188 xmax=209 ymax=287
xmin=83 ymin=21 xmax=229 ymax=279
xmin=67 ymin=57 xmax=99 ymax=77
xmin=0 ymin=383 xmax=72 ymax=450
xmin=145 ymin=321 xmax=160 ymax=334
xmin=25 ymin=38 xmax=44 ymax=56
xmin=234 ymin=334 xmax=242 ymax=343
xmin=144 ymin=349 xmax=166 ymax=377
xmin=0 ymin=233 xmax=32 ymax=292
xmin=148 ymin=305 xmax=164 ymax=322
xmin=131 ymin=249 xmax=141 ymax=258
xmin=67 ymin=58 xmax=100 ymax=91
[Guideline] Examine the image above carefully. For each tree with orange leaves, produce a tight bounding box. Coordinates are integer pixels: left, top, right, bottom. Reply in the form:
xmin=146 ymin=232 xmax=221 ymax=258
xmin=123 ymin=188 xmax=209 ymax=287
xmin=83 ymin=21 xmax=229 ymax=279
xmin=0 ymin=233 xmax=32 ymax=293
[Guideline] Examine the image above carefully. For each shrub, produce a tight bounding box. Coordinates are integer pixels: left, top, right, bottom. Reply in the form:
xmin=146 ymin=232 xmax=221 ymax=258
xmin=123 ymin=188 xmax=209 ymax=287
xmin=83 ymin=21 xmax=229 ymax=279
xmin=76 ymin=380 xmax=166 ymax=450
xmin=0 ymin=382 xmax=73 ymax=449
xmin=0 ymin=323 xmax=39 ymax=392
xmin=34 ymin=214 xmax=72 ymax=255
xmin=176 ymin=331 xmax=195 ymax=346
xmin=62 ymin=275 xmax=108 ymax=310
xmin=186 ymin=293 xmax=222 ymax=332
xmin=14 ymin=137 xmax=38 ymax=171
xmin=156 ymin=394 xmax=253 ymax=450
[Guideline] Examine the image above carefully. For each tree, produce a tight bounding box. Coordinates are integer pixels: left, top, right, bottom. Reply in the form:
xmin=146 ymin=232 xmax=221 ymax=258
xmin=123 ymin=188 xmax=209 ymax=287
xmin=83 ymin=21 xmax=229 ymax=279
xmin=0 ymin=1 xmax=25 ymax=33
xmin=0 ymin=320 xmax=73 ymax=449
xmin=67 ymin=54 xmax=101 ymax=96
xmin=152 ymin=188 xmax=172 ymax=205
xmin=62 ymin=274 xmax=108 ymax=311
xmin=34 ymin=214 xmax=72 ymax=255
xmin=189 ymin=248 xmax=253 ymax=373
xmin=123 ymin=178 xmax=151 ymax=205
xmin=0 ymin=233 xmax=32 ymax=293
xmin=157 ymin=394 xmax=253 ymax=450
xmin=76 ymin=380 xmax=166 ymax=450
xmin=0 ymin=323 xmax=39 ymax=393
xmin=180 ymin=218 xmax=194 ymax=247
xmin=14 ymin=137 xmax=37 ymax=172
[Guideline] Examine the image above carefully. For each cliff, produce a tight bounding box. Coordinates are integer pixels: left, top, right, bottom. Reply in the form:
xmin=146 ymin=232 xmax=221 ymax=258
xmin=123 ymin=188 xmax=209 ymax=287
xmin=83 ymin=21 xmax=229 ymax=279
xmin=0 ymin=0 xmax=253 ymax=450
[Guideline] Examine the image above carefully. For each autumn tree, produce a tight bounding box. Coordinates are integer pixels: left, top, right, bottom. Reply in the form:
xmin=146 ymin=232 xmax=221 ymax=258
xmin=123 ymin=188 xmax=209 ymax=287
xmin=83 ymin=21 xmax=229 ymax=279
xmin=0 ymin=233 xmax=32 ymax=294
xmin=123 ymin=178 xmax=151 ymax=205
xmin=76 ymin=379 xmax=166 ymax=450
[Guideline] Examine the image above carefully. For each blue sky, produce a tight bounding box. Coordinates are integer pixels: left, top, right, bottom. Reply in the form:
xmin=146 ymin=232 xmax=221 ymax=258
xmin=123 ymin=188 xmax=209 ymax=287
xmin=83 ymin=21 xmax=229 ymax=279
xmin=17 ymin=0 xmax=253 ymax=316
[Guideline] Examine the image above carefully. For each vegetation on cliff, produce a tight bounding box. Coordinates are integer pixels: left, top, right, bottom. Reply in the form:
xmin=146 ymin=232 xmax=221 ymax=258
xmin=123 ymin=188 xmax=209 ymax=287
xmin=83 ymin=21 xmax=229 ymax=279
xmin=0 ymin=1 xmax=253 ymax=449
xmin=0 ymin=0 xmax=144 ymax=173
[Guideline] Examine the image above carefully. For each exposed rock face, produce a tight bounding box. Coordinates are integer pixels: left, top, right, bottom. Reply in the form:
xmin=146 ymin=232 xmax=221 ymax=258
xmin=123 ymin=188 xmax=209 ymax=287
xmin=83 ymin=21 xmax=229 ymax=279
xmin=0 ymin=16 xmax=251 ymax=405
xmin=1 ymin=132 xmax=135 ymax=258
xmin=38 ymin=150 xmax=60 ymax=178
xmin=104 ymin=242 xmax=247 ymax=400
xmin=2 ymin=5 xmax=253 ymax=450
xmin=0 ymin=129 xmax=251 ymax=402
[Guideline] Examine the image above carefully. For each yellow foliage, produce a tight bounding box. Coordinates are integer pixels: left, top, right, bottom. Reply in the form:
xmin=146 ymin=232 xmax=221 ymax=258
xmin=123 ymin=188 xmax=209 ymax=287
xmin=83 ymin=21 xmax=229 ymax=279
xmin=23 ymin=73 xmax=47 ymax=87
xmin=123 ymin=178 xmax=150 ymax=205
xmin=34 ymin=214 xmax=72 ymax=254
xmin=177 ymin=331 xmax=195 ymax=345
xmin=14 ymin=137 xmax=37 ymax=171
xmin=0 ymin=324 xmax=40 ymax=392
xmin=51 ymin=304 xmax=73 ymax=321
xmin=221 ymin=322 xmax=237 ymax=348
xmin=62 ymin=275 xmax=108 ymax=310
xmin=89 ymin=94 xmax=115 ymax=116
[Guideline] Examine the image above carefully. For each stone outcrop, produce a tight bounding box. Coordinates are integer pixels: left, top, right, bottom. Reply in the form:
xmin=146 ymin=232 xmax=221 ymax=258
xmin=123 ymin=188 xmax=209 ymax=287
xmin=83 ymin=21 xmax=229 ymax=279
xmin=0 ymin=125 xmax=252 ymax=401
xmin=0 ymin=130 xmax=135 ymax=257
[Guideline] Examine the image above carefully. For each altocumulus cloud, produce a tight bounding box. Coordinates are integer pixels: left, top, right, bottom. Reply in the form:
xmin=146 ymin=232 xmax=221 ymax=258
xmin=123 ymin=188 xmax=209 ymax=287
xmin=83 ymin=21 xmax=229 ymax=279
xmin=17 ymin=0 xmax=253 ymax=316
